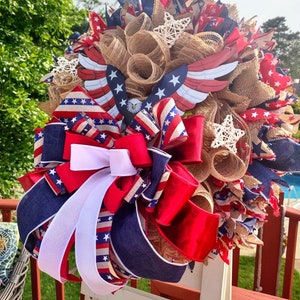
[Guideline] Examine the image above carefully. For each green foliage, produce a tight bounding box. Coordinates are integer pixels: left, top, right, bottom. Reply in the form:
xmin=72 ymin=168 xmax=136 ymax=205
xmin=0 ymin=0 xmax=86 ymax=198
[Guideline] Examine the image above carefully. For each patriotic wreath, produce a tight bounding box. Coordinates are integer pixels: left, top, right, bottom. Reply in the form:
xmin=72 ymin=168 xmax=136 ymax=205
xmin=17 ymin=0 xmax=300 ymax=295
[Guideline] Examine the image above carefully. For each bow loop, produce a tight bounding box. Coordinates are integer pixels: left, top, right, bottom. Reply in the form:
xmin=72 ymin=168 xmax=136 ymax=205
xmin=70 ymin=144 xmax=137 ymax=176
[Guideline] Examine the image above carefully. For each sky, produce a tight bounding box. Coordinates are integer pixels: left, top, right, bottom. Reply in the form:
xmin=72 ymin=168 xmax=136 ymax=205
xmin=220 ymin=0 xmax=299 ymax=32
xmin=101 ymin=0 xmax=299 ymax=32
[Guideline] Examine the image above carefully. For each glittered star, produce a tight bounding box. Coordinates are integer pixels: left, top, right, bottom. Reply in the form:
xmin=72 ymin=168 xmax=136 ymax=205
xmin=211 ymin=114 xmax=245 ymax=153
xmin=153 ymin=12 xmax=191 ymax=47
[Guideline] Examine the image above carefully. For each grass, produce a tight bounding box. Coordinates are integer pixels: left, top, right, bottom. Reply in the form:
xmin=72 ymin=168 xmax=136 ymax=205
xmin=21 ymin=255 xmax=300 ymax=299
xmin=22 ymin=250 xmax=80 ymax=300
xmin=238 ymin=255 xmax=300 ymax=300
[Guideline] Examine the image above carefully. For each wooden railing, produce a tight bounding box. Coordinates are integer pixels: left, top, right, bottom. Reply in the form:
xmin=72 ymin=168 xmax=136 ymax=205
xmin=233 ymin=191 xmax=300 ymax=299
xmin=1 ymin=194 xmax=299 ymax=300
xmin=0 ymin=199 xmax=77 ymax=300
xmin=282 ymin=206 xmax=300 ymax=299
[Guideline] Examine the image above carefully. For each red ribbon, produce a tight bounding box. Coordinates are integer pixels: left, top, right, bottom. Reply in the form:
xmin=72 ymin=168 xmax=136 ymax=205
xmin=155 ymin=161 xmax=199 ymax=226
xmin=167 ymin=115 xmax=204 ymax=164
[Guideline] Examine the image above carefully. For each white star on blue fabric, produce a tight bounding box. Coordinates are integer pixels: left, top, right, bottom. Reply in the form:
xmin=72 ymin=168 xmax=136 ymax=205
xmin=155 ymin=88 xmax=166 ymax=99
xmin=120 ymin=99 xmax=127 ymax=107
xmin=108 ymin=70 xmax=118 ymax=80
xmin=49 ymin=169 xmax=56 ymax=175
xmin=169 ymin=75 xmax=181 ymax=87
xmin=103 ymin=233 xmax=110 ymax=241
xmin=114 ymin=83 xmax=123 ymax=94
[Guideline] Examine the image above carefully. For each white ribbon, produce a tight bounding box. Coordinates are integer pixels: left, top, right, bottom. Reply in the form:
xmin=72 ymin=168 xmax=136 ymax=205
xmin=38 ymin=144 xmax=137 ymax=295
xmin=70 ymin=144 xmax=137 ymax=176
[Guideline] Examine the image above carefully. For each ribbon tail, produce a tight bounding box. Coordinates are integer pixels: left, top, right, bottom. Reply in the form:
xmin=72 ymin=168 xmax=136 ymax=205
xmin=75 ymin=171 xmax=126 ymax=295
xmin=38 ymin=168 xmax=111 ymax=282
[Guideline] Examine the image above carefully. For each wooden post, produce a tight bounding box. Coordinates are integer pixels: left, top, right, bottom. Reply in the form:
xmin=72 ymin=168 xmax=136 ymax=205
xmin=30 ymin=257 xmax=42 ymax=300
xmin=253 ymin=192 xmax=285 ymax=295
xmin=55 ymin=280 xmax=65 ymax=300
xmin=282 ymin=207 xmax=299 ymax=299
xmin=232 ymin=248 xmax=240 ymax=286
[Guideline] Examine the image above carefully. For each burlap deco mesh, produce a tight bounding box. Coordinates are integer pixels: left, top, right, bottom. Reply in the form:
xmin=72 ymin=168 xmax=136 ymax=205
xmin=242 ymin=174 xmax=261 ymax=190
xmin=190 ymin=184 xmax=214 ymax=213
xmin=202 ymin=176 xmax=225 ymax=196
xmin=125 ymin=78 xmax=149 ymax=99
xmin=124 ymin=12 xmax=153 ymax=41
xmin=227 ymin=182 xmax=244 ymax=201
xmin=193 ymin=97 xmax=251 ymax=182
xmin=52 ymin=72 xmax=80 ymax=87
xmin=151 ymin=0 xmax=165 ymax=27
xmin=38 ymin=86 xmax=61 ymax=115
xmin=195 ymin=31 xmax=224 ymax=53
xmin=231 ymin=57 xmax=275 ymax=107
xmin=226 ymin=3 xmax=240 ymax=22
xmin=95 ymin=32 xmax=131 ymax=76
xmin=279 ymin=105 xmax=300 ymax=132
xmin=209 ymin=148 xmax=248 ymax=182
xmin=216 ymin=48 xmax=275 ymax=109
xmin=215 ymin=89 xmax=251 ymax=114
xmin=127 ymin=53 xmax=164 ymax=89
xmin=53 ymin=72 xmax=73 ymax=86
xmin=234 ymin=220 xmax=263 ymax=247
xmin=214 ymin=50 xmax=255 ymax=113
xmin=120 ymin=3 xmax=138 ymax=25
xmin=222 ymin=48 xmax=256 ymax=84
xmin=266 ymin=126 xmax=292 ymax=140
xmin=185 ymin=149 xmax=212 ymax=183
xmin=168 ymin=32 xmax=221 ymax=71
xmin=192 ymin=95 xmax=218 ymax=151
xmin=126 ymin=30 xmax=170 ymax=70
xmin=39 ymin=77 xmax=82 ymax=115
xmin=115 ymin=26 xmax=127 ymax=44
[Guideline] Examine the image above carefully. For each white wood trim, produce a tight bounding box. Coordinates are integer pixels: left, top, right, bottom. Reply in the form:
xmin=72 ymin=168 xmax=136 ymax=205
xmin=81 ymin=283 xmax=167 ymax=300
xmin=200 ymin=251 xmax=232 ymax=300
xmin=81 ymin=254 xmax=232 ymax=300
